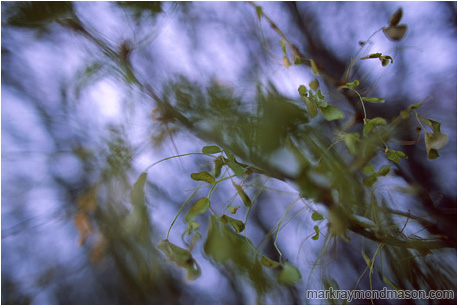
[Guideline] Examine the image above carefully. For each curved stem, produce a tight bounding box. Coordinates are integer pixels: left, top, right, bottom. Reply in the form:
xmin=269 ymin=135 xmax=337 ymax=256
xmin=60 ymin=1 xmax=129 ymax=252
xmin=207 ymin=174 xmax=236 ymax=198
xmin=352 ymin=89 xmax=367 ymax=121
xmin=166 ymin=183 xmax=203 ymax=240
xmin=345 ymin=28 xmax=383 ymax=81
xmin=274 ymin=197 xmax=301 ymax=260
xmin=414 ymin=110 xmax=427 ymax=131
xmin=316 ymin=139 xmax=344 ymax=164
xmin=144 ymin=152 xmax=216 ymax=172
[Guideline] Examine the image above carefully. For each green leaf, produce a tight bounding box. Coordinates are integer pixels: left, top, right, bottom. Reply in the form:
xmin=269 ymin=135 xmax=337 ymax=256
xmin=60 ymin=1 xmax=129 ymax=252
xmin=320 ymin=105 xmax=344 ymax=121
xmin=280 ymin=40 xmax=287 ymax=56
xmin=401 ymin=102 xmax=422 ymax=118
xmin=386 ymin=151 xmax=400 ymax=164
xmin=316 ymin=90 xmax=324 ymax=99
xmin=158 ymin=240 xmax=192 ymax=263
xmin=204 ymin=216 xmax=235 ymax=262
xmin=407 ymin=103 xmax=422 ymax=111
xmin=369 ymin=118 xmax=387 ymax=126
xmin=363 ymin=124 xmax=375 ymax=136
xmin=343 ymin=133 xmax=360 ymax=155
xmin=228 ymin=206 xmax=240 ymax=214
xmin=377 ymin=165 xmax=391 ymax=176
xmin=425 ymin=132 xmax=448 ymax=150
xmin=185 ymin=221 xmax=200 ymax=235
xmin=315 ymin=90 xmax=327 ymax=107
xmin=304 ymin=97 xmax=318 ymax=118
xmin=213 ymin=158 xmax=224 ymax=178
xmin=188 ymin=231 xmax=202 ymax=252
xmin=379 ymin=55 xmax=394 ymax=66
xmin=419 ymin=116 xmax=442 ymax=134
xmin=204 ymin=216 xmax=255 ymax=265
xmin=277 ymin=263 xmax=302 ymax=285
xmin=383 ymin=24 xmax=408 ymax=41
xmin=256 ymin=5 xmax=263 ymax=20
xmin=123 ymin=201 xmax=150 ymax=237
xmin=362 ymin=53 xmax=394 ymax=66
xmin=363 ymin=175 xmax=378 ymax=187
xmin=389 ymin=8 xmax=403 ymax=27
xmin=363 ymin=117 xmax=386 ymax=136
xmin=202 ymin=145 xmax=221 ymax=154
xmin=131 ymin=172 xmax=147 ymax=207
xmin=310 ymin=59 xmax=319 ymax=75
xmin=361 ymin=53 xmax=382 ymax=59
xmin=185 ymin=197 xmax=210 ymax=223
xmin=311 ymin=211 xmax=324 ymax=221
xmin=282 ymin=56 xmax=291 ymax=68
xmin=419 ymin=116 xmax=448 ymax=159
xmin=227 ymin=161 xmax=245 ymax=177
xmin=157 ymin=240 xmax=201 ymax=280
xmin=346 ymin=79 xmax=360 ymax=90
xmin=426 ymin=148 xmax=440 ymax=160
xmin=260 ymin=256 xmax=281 ymax=269
xmin=362 ymin=164 xmax=375 ymax=175
xmin=400 ymin=110 xmax=410 ymax=119
xmin=362 ymin=97 xmax=385 ymax=103
xmin=233 ymin=183 xmax=252 ymax=207
xmin=397 ymin=151 xmax=408 ymax=159
xmin=190 ymin=171 xmax=215 ymax=184
xmin=225 ymin=152 xmax=245 ymax=177
xmin=309 ymin=79 xmax=319 ymax=91
xmin=312 ymin=225 xmax=320 ymax=240
xmin=425 ymin=133 xmax=447 ymax=160
xmin=367 ymin=117 xmax=387 ymax=126
xmin=298 ymin=85 xmax=307 ymax=96
xmin=204 ymin=219 xmax=271 ymax=294
xmin=385 ymin=148 xmax=408 ymax=164
xmin=294 ymin=55 xmax=301 ymax=65
xmin=219 ymin=214 xmax=245 ymax=233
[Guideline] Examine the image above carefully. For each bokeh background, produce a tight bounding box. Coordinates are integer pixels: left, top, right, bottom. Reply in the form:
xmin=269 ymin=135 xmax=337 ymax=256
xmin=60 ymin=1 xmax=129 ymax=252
xmin=2 ymin=1 xmax=456 ymax=304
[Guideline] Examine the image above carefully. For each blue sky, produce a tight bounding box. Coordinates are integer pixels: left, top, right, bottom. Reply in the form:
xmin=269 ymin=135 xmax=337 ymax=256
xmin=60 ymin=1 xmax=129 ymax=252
xmin=2 ymin=1 xmax=456 ymax=303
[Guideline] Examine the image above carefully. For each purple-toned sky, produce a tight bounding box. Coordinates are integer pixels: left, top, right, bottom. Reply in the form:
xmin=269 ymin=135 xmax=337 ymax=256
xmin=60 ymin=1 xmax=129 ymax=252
xmin=2 ymin=2 xmax=456 ymax=304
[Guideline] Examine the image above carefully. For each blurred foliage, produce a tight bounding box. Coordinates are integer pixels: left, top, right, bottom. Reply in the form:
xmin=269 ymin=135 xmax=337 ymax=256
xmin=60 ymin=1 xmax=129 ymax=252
xmin=5 ymin=1 xmax=75 ymax=29
xmin=2 ymin=1 xmax=456 ymax=304
xmin=116 ymin=1 xmax=162 ymax=19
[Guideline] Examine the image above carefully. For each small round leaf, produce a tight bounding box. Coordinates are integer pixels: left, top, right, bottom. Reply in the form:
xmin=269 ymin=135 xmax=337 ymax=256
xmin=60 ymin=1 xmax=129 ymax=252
xmin=362 ymin=97 xmax=385 ymax=103
xmin=282 ymin=56 xmax=291 ymax=68
xmin=277 ymin=263 xmax=302 ymax=285
xmin=233 ymin=183 xmax=252 ymax=207
xmin=320 ymin=105 xmax=344 ymax=121
xmin=228 ymin=206 xmax=240 ymax=214
xmin=389 ymin=8 xmax=403 ymax=27
xmin=383 ymin=25 xmax=407 ymax=41
xmin=311 ymin=211 xmax=324 ymax=221
xmin=309 ymin=79 xmax=319 ymax=91
xmin=202 ymin=145 xmax=222 ymax=154
xmin=191 ymin=171 xmax=215 ymax=184
xmin=310 ymin=59 xmax=319 ymax=75
xmin=298 ymin=85 xmax=307 ymax=96
xmin=311 ymin=225 xmax=320 ymax=240
xmin=256 ymin=6 xmax=263 ymax=20
xmin=185 ymin=197 xmax=210 ymax=223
